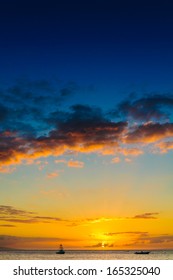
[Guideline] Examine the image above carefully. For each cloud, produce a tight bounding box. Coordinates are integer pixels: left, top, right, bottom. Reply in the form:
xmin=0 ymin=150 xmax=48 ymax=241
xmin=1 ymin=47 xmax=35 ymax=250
xmin=0 ymin=224 xmax=16 ymax=227
xmin=132 ymin=212 xmax=159 ymax=219
xmin=156 ymin=141 xmax=173 ymax=153
xmin=66 ymin=217 xmax=119 ymax=227
xmin=33 ymin=216 xmax=67 ymax=222
xmin=125 ymin=158 xmax=132 ymax=163
xmin=1 ymin=87 xmax=173 ymax=172
xmin=47 ymin=171 xmax=59 ymax=179
xmin=85 ymin=242 xmax=114 ymax=248
xmin=0 ymin=205 xmax=35 ymax=216
xmin=125 ymin=122 xmax=173 ymax=144
xmin=118 ymin=147 xmax=144 ymax=156
xmin=48 ymin=104 xmax=127 ymax=149
xmin=124 ymin=234 xmax=173 ymax=247
xmin=0 ymin=205 xmax=67 ymax=224
xmin=67 ymin=160 xmax=84 ymax=168
xmin=113 ymin=94 xmax=173 ymax=122
xmin=55 ymin=159 xmax=84 ymax=168
xmin=0 ymin=104 xmax=128 ymax=171
xmin=104 ymin=231 xmax=148 ymax=236
xmin=139 ymin=235 xmax=173 ymax=244
xmin=0 ymin=235 xmax=70 ymax=248
xmin=54 ymin=159 xmax=66 ymax=164
xmin=0 ymin=218 xmax=38 ymax=224
xmin=0 ymin=78 xmax=79 ymax=137
xmin=111 ymin=157 xmax=120 ymax=163
xmin=0 ymin=166 xmax=16 ymax=173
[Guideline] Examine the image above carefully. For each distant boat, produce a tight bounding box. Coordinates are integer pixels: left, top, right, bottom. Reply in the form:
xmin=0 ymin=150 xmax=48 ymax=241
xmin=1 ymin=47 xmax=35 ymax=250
xmin=135 ymin=251 xmax=150 ymax=255
xmin=56 ymin=244 xmax=65 ymax=254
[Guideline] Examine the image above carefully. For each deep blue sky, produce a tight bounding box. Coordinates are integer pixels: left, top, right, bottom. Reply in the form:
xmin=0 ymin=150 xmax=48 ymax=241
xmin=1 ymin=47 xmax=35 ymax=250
xmin=1 ymin=0 xmax=173 ymax=107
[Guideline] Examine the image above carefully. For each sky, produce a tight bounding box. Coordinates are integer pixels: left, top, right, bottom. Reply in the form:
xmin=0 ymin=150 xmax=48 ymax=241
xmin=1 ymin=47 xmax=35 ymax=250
xmin=0 ymin=0 xmax=173 ymax=250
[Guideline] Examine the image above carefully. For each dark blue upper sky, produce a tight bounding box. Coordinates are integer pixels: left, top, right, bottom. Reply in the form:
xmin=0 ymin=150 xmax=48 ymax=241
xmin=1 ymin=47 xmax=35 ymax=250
xmin=1 ymin=0 xmax=173 ymax=110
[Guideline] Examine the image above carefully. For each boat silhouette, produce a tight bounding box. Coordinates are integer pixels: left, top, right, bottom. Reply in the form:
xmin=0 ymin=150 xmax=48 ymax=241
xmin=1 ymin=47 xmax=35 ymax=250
xmin=56 ymin=244 xmax=65 ymax=254
xmin=134 ymin=251 xmax=150 ymax=254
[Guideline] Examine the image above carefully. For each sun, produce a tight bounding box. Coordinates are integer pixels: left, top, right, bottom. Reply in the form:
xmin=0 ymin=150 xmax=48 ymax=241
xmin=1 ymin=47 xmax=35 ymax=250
xmin=101 ymin=242 xmax=105 ymax=248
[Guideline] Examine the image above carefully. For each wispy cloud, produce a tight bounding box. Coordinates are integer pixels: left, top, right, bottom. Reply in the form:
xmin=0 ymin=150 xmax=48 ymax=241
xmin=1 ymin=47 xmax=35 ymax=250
xmin=0 ymin=224 xmax=16 ymax=227
xmin=0 ymin=205 xmax=35 ymax=216
xmin=111 ymin=157 xmax=120 ymax=163
xmin=47 ymin=171 xmax=59 ymax=179
xmin=0 ymin=235 xmax=73 ymax=248
xmin=85 ymin=242 xmax=114 ymax=248
xmin=104 ymin=231 xmax=148 ymax=236
xmin=132 ymin=212 xmax=159 ymax=219
xmin=67 ymin=160 xmax=84 ymax=168
xmin=124 ymin=234 xmax=173 ymax=247
xmin=0 ymin=205 xmax=67 ymax=224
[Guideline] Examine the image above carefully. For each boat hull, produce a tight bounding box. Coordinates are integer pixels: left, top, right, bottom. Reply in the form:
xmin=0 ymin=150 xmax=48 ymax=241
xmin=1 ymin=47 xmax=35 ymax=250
xmin=56 ymin=251 xmax=65 ymax=254
xmin=135 ymin=251 xmax=150 ymax=254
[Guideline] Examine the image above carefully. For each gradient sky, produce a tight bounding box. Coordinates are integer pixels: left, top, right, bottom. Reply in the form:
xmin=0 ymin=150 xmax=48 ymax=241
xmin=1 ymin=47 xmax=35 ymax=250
xmin=0 ymin=0 xmax=173 ymax=250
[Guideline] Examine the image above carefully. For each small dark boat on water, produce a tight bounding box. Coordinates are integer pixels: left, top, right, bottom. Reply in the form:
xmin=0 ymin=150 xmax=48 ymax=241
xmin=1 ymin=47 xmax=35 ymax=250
xmin=56 ymin=244 xmax=65 ymax=254
xmin=135 ymin=251 xmax=150 ymax=255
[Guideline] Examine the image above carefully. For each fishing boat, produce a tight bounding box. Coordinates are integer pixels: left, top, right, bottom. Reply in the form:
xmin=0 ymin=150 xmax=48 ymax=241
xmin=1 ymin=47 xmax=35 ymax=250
xmin=134 ymin=251 xmax=150 ymax=254
xmin=56 ymin=244 xmax=65 ymax=254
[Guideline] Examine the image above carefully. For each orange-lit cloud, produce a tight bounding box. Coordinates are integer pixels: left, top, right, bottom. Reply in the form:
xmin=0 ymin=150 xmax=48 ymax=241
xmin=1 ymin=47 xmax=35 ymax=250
xmin=0 ymin=166 xmax=16 ymax=173
xmin=156 ymin=141 xmax=173 ymax=153
xmin=125 ymin=158 xmax=132 ymax=163
xmin=47 ymin=171 xmax=59 ymax=179
xmin=111 ymin=157 xmax=120 ymax=163
xmin=2 ymin=117 xmax=173 ymax=173
xmin=67 ymin=160 xmax=84 ymax=168
xmin=125 ymin=122 xmax=173 ymax=144
xmin=118 ymin=147 xmax=144 ymax=156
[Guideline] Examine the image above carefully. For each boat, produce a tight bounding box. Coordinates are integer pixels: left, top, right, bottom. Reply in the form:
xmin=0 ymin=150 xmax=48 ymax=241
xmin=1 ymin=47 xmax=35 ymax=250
xmin=134 ymin=251 xmax=150 ymax=254
xmin=56 ymin=244 xmax=65 ymax=254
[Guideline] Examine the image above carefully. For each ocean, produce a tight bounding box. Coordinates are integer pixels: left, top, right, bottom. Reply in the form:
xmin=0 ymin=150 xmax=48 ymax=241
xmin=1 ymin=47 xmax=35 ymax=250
xmin=0 ymin=250 xmax=173 ymax=260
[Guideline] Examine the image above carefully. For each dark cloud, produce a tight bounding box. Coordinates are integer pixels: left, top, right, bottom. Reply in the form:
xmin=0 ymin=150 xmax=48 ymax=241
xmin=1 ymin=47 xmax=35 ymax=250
xmin=33 ymin=216 xmax=67 ymax=222
xmin=113 ymin=94 xmax=173 ymax=122
xmin=124 ymin=234 xmax=173 ymax=247
xmin=47 ymin=104 xmax=127 ymax=146
xmin=0 ymin=224 xmax=16 ymax=227
xmin=132 ymin=212 xmax=159 ymax=219
xmin=0 ymin=205 xmax=35 ymax=216
xmin=140 ymin=235 xmax=173 ymax=244
xmin=0 ymin=218 xmax=38 ymax=224
xmin=0 ymin=103 xmax=9 ymax=122
xmin=60 ymin=81 xmax=79 ymax=97
xmin=0 ymin=205 xmax=68 ymax=224
xmin=0 ymin=235 xmax=68 ymax=248
xmin=104 ymin=231 xmax=148 ymax=236
xmin=0 ymin=78 xmax=79 ymax=136
xmin=125 ymin=122 xmax=173 ymax=144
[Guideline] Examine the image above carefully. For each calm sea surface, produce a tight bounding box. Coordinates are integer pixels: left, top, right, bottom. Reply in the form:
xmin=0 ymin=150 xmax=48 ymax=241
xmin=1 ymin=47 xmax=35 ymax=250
xmin=0 ymin=250 xmax=173 ymax=260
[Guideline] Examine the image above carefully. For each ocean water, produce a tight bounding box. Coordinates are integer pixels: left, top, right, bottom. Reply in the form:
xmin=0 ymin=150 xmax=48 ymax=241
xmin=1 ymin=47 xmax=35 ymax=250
xmin=0 ymin=250 xmax=173 ymax=260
